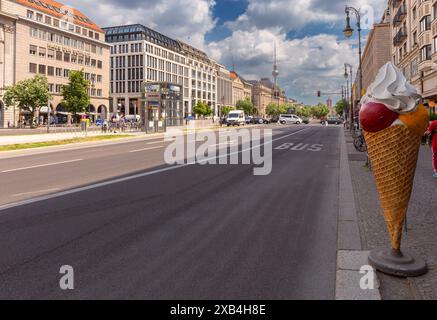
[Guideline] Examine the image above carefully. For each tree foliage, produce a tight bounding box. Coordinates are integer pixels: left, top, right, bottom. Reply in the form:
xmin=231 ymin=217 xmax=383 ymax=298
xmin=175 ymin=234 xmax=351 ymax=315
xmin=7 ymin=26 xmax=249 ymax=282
xmin=220 ymin=106 xmax=234 ymax=116
xmin=61 ymin=70 xmax=90 ymax=115
xmin=193 ymin=101 xmax=212 ymax=117
xmin=311 ymin=103 xmax=330 ymax=119
xmin=335 ymin=99 xmax=347 ymax=116
xmin=4 ymin=75 xmax=52 ymax=127
xmin=266 ymin=103 xmax=287 ymax=116
xmin=236 ymin=98 xmax=254 ymax=115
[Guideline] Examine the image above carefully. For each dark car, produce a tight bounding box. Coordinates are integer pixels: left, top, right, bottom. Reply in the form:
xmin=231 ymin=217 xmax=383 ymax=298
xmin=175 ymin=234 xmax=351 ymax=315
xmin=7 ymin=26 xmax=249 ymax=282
xmin=269 ymin=116 xmax=279 ymax=123
xmin=322 ymin=117 xmax=342 ymax=125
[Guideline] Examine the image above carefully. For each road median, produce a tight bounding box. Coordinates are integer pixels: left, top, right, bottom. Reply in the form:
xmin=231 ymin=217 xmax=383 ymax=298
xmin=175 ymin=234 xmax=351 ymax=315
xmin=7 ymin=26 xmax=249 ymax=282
xmin=0 ymin=134 xmax=133 ymax=152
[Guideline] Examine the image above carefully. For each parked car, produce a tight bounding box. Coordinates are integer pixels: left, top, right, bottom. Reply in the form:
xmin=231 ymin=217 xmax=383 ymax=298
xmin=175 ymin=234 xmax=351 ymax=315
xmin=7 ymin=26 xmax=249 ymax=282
xmin=248 ymin=117 xmax=263 ymax=124
xmin=227 ymin=110 xmax=246 ymax=126
xmin=322 ymin=116 xmax=342 ymax=125
xmin=279 ymin=114 xmax=302 ymax=124
xmin=246 ymin=116 xmax=253 ymax=124
xmin=125 ymin=114 xmax=141 ymax=122
xmin=269 ymin=116 xmax=279 ymax=123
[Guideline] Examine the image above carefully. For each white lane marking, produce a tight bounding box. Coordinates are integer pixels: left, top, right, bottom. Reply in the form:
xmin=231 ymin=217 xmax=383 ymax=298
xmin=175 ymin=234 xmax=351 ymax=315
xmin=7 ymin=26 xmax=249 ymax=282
xmin=13 ymin=188 xmax=60 ymax=197
xmin=129 ymin=146 xmax=164 ymax=153
xmin=1 ymin=159 xmax=83 ymax=173
xmin=0 ymin=127 xmax=311 ymax=212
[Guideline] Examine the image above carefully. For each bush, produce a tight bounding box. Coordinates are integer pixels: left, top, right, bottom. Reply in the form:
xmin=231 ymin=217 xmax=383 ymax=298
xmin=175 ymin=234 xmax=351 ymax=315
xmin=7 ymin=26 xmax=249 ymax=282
xmin=430 ymin=113 xmax=437 ymax=121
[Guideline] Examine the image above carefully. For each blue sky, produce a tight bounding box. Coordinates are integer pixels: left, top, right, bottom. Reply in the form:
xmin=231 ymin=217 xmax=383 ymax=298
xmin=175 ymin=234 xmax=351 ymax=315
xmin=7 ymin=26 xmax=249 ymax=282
xmin=71 ymin=0 xmax=386 ymax=105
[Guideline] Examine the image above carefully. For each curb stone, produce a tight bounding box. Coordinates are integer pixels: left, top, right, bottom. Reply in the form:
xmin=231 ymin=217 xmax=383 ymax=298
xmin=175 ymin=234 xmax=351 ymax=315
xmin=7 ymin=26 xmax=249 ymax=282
xmin=336 ymin=129 xmax=381 ymax=300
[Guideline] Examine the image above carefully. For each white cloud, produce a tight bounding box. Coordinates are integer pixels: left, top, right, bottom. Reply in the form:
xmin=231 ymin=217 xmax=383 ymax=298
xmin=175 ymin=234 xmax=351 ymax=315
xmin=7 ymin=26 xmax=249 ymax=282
xmin=69 ymin=0 xmax=216 ymax=48
xmin=207 ymin=28 xmax=358 ymax=103
xmin=227 ymin=0 xmax=387 ymax=33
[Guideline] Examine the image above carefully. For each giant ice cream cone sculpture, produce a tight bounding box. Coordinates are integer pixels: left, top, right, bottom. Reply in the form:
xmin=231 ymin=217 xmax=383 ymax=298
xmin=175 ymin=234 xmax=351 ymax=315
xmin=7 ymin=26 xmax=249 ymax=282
xmin=360 ymin=62 xmax=429 ymax=276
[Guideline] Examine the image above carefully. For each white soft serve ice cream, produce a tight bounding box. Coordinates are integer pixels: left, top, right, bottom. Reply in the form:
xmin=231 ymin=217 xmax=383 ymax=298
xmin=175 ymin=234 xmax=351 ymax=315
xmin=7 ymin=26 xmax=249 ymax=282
xmin=360 ymin=62 xmax=421 ymax=114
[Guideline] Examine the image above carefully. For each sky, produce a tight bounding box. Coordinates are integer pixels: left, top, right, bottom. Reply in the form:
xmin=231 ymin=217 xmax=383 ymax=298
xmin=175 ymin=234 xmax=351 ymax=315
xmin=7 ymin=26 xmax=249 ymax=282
xmin=68 ymin=0 xmax=388 ymax=105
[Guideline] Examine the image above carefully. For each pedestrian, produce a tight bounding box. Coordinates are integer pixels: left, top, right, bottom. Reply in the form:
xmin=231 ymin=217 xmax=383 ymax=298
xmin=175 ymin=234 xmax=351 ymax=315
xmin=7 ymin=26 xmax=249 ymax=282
xmin=425 ymin=119 xmax=437 ymax=178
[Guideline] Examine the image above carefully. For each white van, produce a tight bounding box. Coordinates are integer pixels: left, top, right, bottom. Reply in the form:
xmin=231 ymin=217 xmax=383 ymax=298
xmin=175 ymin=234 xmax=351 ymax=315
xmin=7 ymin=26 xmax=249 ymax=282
xmin=227 ymin=110 xmax=246 ymax=126
xmin=279 ymin=114 xmax=302 ymax=124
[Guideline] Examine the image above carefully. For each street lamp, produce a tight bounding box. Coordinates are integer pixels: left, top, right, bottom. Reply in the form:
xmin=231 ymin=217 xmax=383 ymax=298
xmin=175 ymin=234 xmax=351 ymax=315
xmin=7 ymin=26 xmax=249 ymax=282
xmin=343 ymin=6 xmax=363 ymax=126
xmin=344 ymin=63 xmax=353 ymax=129
xmin=343 ymin=11 xmax=354 ymax=38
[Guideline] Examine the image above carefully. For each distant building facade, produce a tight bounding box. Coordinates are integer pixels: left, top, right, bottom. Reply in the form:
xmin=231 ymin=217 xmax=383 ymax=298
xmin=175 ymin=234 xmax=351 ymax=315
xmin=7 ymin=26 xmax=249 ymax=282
xmin=215 ymin=63 xmax=232 ymax=114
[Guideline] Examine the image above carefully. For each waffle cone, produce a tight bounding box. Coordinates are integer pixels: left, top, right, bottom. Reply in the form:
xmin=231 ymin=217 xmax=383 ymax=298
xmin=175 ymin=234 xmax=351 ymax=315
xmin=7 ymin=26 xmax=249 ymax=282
xmin=364 ymin=125 xmax=421 ymax=250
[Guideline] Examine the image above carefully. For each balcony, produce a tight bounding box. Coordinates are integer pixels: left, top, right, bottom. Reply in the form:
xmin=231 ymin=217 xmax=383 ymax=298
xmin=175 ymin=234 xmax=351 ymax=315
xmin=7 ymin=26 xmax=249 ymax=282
xmin=393 ymin=28 xmax=407 ymax=46
xmin=419 ymin=59 xmax=433 ymax=72
xmin=393 ymin=4 xmax=407 ymax=27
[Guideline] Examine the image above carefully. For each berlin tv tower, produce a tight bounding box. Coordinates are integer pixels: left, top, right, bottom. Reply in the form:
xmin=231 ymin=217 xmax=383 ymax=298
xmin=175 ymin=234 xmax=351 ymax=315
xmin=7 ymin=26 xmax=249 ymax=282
xmin=272 ymin=43 xmax=279 ymax=103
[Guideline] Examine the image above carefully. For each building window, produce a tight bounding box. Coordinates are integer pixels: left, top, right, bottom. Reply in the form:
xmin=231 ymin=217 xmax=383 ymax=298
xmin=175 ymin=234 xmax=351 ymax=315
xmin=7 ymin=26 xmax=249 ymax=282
xmin=39 ymin=47 xmax=46 ymax=57
xmin=64 ymin=53 xmax=70 ymax=63
xmin=38 ymin=64 xmax=46 ymax=74
xmin=39 ymin=30 xmax=46 ymax=40
xmin=45 ymin=16 xmax=51 ymax=25
xmin=27 ymin=10 xmax=34 ymax=19
xmin=64 ymin=69 xmax=70 ymax=78
xmin=36 ymin=13 xmax=43 ymax=22
xmin=420 ymin=15 xmax=431 ymax=32
xmin=421 ymin=44 xmax=431 ymax=61
xmin=48 ymin=66 xmax=54 ymax=76
xmin=412 ymin=58 xmax=419 ymax=76
xmin=29 ymin=63 xmax=37 ymax=73
xmin=48 ymin=49 xmax=54 ymax=59
xmin=30 ymin=27 xmax=37 ymax=38
xmin=56 ymin=51 xmax=63 ymax=61
xmin=53 ymin=19 xmax=59 ymax=27
xmin=56 ymin=68 xmax=62 ymax=77
xmin=29 ymin=45 xmax=37 ymax=55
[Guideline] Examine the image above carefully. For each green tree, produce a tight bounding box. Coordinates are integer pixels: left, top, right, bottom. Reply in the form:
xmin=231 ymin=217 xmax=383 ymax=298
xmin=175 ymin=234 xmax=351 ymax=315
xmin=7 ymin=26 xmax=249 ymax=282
xmin=266 ymin=103 xmax=287 ymax=116
xmin=335 ymin=99 xmax=347 ymax=116
xmin=4 ymin=75 xmax=52 ymax=128
xmin=285 ymin=104 xmax=297 ymax=115
xmin=221 ymin=106 xmax=234 ymax=116
xmin=61 ymin=70 xmax=90 ymax=116
xmin=236 ymin=98 xmax=254 ymax=115
xmin=299 ymin=106 xmax=313 ymax=118
xmin=311 ymin=103 xmax=330 ymax=119
xmin=193 ymin=101 xmax=211 ymax=117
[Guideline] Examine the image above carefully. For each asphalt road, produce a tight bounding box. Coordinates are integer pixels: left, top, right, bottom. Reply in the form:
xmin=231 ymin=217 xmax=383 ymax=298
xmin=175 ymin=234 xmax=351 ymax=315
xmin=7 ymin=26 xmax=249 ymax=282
xmin=0 ymin=124 xmax=342 ymax=299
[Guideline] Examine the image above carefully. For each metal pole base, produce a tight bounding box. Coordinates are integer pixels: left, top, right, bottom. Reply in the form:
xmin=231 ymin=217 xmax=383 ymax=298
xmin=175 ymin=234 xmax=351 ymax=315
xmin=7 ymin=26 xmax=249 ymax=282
xmin=368 ymin=248 xmax=428 ymax=278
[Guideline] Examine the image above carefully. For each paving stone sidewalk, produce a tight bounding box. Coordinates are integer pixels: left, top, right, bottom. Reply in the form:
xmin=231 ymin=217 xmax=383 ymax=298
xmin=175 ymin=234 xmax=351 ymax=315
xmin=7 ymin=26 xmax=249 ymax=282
xmin=346 ymin=130 xmax=437 ymax=300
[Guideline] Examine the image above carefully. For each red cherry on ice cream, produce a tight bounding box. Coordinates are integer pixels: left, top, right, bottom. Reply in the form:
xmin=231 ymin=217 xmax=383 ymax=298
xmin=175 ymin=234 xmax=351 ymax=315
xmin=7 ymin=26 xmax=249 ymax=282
xmin=359 ymin=102 xmax=399 ymax=132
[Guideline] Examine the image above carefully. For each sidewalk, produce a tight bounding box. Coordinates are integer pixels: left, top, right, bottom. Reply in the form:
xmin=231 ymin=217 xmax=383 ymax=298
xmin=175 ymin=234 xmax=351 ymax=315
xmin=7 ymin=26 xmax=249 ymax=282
xmin=346 ymin=129 xmax=437 ymax=299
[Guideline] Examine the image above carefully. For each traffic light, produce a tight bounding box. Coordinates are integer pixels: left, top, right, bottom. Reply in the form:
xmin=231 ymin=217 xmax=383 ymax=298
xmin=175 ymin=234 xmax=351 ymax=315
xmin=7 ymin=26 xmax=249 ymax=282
xmin=317 ymin=91 xmax=321 ymax=97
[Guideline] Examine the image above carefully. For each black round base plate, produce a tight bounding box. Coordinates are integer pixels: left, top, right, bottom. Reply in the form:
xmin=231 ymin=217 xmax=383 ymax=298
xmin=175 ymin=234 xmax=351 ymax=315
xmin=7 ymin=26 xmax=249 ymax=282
xmin=368 ymin=248 xmax=428 ymax=278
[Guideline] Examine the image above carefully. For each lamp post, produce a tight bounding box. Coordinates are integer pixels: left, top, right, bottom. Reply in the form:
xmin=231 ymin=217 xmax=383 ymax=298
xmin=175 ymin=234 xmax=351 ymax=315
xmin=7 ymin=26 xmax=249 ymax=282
xmin=343 ymin=6 xmax=363 ymax=127
xmin=344 ymin=63 xmax=353 ymax=129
